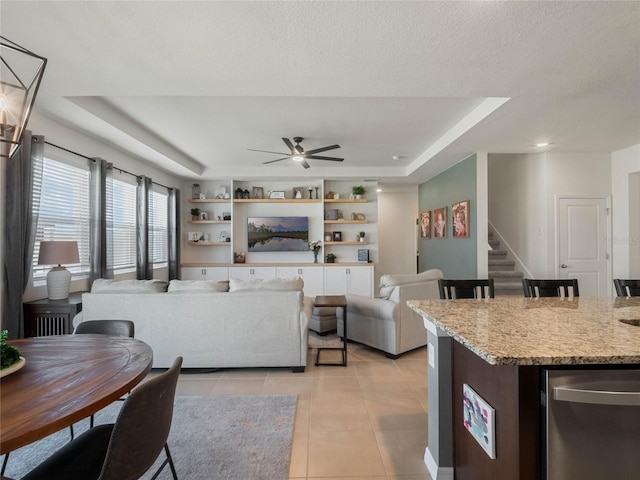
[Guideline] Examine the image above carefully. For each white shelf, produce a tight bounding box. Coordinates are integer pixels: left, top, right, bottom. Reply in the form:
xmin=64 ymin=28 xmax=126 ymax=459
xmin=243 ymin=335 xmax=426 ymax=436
xmin=188 ymin=220 xmax=231 ymax=224
xmin=189 ymin=198 xmax=231 ymax=203
xmin=187 ymin=241 xmax=231 ymax=246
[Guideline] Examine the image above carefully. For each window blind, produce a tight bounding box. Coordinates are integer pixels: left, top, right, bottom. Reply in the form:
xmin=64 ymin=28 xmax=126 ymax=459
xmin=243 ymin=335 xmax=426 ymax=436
xmin=110 ymin=177 xmax=137 ymax=271
xmin=32 ymin=157 xmax=91 ymax=279
xmin=149 ymin=187 xmax=168 ymax=266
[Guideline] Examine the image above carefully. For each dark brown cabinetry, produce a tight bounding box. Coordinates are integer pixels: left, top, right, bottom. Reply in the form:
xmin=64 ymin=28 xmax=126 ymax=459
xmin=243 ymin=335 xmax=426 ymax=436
xmin=23 ymin=292 xmax=84 ymax=337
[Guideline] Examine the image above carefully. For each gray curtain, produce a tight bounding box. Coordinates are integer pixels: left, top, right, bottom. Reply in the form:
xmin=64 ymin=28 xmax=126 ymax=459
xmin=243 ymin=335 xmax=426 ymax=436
xmin=136 ymin=175 xmax=152 ymax=279
xmin=2 ymin=132 xmax=44 ymax=339
xmin=167 ymin=188 xmax=180 ymax=280
xmin=89 ymin=158 xmax=113 ymax=285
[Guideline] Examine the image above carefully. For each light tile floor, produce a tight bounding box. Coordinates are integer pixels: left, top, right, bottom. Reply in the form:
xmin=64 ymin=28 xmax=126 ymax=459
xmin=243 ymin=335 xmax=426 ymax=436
xmin=162 ymin=342 xmax=433 ymax=480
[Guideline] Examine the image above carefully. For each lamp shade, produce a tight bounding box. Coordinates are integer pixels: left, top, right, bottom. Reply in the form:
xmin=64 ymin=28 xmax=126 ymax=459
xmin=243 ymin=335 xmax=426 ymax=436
xmin=38 ymin=241 xmax=79 ymax=266
xmin=0 ymin=36 xmax=47 ymax=158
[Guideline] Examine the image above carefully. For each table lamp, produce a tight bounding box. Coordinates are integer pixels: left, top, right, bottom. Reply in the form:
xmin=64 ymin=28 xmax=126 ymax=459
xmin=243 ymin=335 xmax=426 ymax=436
xmin=37 ymin=241 xmax=79 ymax=300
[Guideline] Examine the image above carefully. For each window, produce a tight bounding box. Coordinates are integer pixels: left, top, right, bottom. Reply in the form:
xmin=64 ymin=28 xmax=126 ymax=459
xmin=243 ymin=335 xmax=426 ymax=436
xmin=149 ymin=187 xmax=168 ymax=267
xmin=32 ymin=157 xmax=90 ymax=280
xmin=110 ymin=177 xmax=137 ymax=272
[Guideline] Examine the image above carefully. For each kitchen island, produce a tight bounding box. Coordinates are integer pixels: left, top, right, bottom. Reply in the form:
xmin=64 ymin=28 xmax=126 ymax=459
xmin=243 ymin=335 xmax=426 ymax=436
xmin=409 ymin=296 xmax=640 ymax=480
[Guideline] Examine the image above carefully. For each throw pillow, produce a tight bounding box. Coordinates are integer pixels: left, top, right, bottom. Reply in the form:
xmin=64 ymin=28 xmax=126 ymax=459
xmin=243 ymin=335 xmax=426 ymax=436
xmin=167 ymin=280 xmax=229 ymax=293
xmin=91 ymin=279 xmax=169 ymax=294
xmin=228 ymin=277 xmax=304 ymax=292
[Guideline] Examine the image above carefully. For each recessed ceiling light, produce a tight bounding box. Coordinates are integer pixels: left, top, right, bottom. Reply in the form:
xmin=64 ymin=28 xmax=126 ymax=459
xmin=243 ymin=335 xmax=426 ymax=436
xmin=535 ymin=142 xmax=550 ymax=148
xmin=376 ymin=188 xmax=382 ymax=193
xmin=392 ymin=155 xmax=399 ymax=161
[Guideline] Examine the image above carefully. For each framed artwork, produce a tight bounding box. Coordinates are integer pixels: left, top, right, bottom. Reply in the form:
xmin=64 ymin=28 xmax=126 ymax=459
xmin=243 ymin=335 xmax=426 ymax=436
xmin=433 ymin=207 xmax=447 ymax=238
xmin=199 ymin=211 xmax=208 ymax=220
xmin=452 ymin=200 xmax=470 ymax=238
xmin=252 ymin=186 xmax=263 ymax=199
xmin=420 ymin=211 xmax=431 ymax=238
xmin=332 ymin=231 xmax=342 ymax=242
xmin=188 ymin=232 xmax=203 ymax=242
xmin=269 ymin=191 xmax=286 ymax=199
xmin=463 ymin=384 xmax=496 ymax=459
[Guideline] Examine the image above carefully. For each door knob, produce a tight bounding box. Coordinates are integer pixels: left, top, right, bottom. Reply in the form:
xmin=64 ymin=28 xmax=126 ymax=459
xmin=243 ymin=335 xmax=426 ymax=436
xmin=560 ymin=264 xmax=568 ymax=268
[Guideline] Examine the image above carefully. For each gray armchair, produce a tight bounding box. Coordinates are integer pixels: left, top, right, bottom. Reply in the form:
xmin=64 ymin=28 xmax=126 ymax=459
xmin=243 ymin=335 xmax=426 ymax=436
xmin=338 ymin=269 xmax=443 ymax=358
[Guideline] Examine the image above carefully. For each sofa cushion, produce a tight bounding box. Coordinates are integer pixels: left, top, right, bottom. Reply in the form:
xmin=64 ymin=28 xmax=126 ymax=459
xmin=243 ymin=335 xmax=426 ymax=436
xmin=167 ymin=279 xmax=229 ymax=293
xmin=91 ymin=279 xmax=168 ymax=294
xmin=228 ymin=277 xmax=304 ymax=292
xmin=378 ymin=269 xmax=444 ymax=299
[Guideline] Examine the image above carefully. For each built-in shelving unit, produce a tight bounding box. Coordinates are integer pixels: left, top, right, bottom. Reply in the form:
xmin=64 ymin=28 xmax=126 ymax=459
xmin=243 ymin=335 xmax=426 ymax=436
xmin=181 ymin=179 xmax=378 ymax=268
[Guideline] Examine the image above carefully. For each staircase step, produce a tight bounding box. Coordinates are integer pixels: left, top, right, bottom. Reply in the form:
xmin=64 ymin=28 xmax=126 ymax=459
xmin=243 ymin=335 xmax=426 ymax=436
xmin=488 ymin=249 xmax=507 ymax=257
xmin=489 ymin=271 xmax=523 ymax=280
xmin=495 ymin=281 xmax=525 ymax=296
xmin=488 ymin=259 xmax=515 ymax=271
xmin=488 ymin=239 xmax=500 ymax=248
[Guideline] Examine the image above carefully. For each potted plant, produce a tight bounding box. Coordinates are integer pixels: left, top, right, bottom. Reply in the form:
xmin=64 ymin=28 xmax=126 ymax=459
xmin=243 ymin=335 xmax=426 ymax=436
xmin=352 ymin=185 xmax=365 ymax=199
xmin=190 ymin=207 xmax=200 ymax=221
xmin=359 ymin=231 xmax=366 ymax=242
xmin=326 ymin=253 xmax=337 ymax=263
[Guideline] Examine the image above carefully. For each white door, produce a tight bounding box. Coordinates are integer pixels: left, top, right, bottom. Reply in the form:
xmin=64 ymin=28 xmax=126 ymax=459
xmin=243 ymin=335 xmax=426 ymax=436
xmin=557 ymin=197 xmax=609 ymax=297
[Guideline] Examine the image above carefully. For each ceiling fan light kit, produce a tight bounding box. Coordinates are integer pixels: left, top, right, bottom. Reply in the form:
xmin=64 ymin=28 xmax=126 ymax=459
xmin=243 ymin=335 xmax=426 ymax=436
xmin=249 ymin=136 xmax=343 ymax=169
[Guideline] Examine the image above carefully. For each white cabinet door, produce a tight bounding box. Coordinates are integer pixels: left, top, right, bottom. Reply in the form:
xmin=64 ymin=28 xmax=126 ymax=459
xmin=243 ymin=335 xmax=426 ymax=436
xmin=228 ymin=266 xmax=277 ymax=281
xmin=181 ymin=267 xmax=205 ymax=280
xmin=277 ymin=266 xmax=324 ymax=297
xmin=323 ymin=265 xmax=373 ymax=297
xmin=347 ymin=266 xmax=373 ymax=297
xmin=181 ymin=267 xmax=229 ymax=281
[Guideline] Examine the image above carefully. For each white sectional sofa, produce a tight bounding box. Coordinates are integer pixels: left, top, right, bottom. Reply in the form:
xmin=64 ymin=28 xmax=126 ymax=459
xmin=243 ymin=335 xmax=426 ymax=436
xmin=74 ymin=278 xmax=313 ymax=371
xmin=337 ymin=269 xmax=444 ymax=358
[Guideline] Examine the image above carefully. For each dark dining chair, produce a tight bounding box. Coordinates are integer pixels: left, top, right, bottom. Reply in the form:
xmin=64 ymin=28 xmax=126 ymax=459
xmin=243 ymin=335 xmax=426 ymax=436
xmin=74 ymin=319 xmax=135 ymax=337
xmin=22 ymin=356 xmax=183 ymax=480
xmin=74 ymin=320 xmax=136 ymax=429
xmin=613 ymin=279 xmax=640 ymax=297
xmin=522 ymin=278 xmax=579 ymax=298
xmin=439 ymin=279 xmax=495 ymax=299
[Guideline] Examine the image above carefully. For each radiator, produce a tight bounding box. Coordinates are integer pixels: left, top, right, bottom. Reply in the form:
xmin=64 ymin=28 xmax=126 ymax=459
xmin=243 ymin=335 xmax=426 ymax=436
xmin=35 ymin=315 xmax=69 ymax=336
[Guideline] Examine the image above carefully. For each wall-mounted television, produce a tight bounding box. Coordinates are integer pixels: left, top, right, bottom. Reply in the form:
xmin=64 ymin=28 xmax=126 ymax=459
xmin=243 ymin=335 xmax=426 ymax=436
xmin=247 ymin=217 xmax=309 ymax=252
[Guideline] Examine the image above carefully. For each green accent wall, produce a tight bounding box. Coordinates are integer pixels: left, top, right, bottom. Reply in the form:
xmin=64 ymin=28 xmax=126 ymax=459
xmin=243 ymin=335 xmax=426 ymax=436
xmin=419 ymin=154 xmax=477 ymax=278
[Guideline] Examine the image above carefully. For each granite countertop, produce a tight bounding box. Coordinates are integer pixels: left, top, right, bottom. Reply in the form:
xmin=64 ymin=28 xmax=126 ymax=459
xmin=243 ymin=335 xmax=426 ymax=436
xmin=408 ymin=297 xmax=640 ymax=366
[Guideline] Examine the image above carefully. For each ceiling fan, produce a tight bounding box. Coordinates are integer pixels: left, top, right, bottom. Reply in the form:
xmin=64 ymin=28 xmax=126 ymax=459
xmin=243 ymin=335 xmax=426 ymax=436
xmin=248 ymin=137 xmax=343 ymax=169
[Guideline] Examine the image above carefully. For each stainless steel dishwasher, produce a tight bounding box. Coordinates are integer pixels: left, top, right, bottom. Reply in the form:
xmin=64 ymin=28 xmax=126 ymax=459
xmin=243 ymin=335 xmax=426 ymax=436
xmin=543 ymin=368 xmax=640 ymax=480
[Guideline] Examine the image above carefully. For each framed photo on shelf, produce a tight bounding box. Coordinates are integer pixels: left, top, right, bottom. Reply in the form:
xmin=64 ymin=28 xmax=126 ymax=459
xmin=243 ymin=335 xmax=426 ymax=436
xmin=199 ymin=211 xmax=208 ymax=220
xmin=269 ymin=191 xmax=286 ymax=199
xmin=434 ymin=207 xmax=447 ymax=238
xmin=332 ymin=231 xmax=342 ymax=242
xmin=252 ymin=187 xmax=264 ymax=199
xmin=420 ymin=211 xmax=431 ymax=238
xmin=452 ymin=200 xmax=470 ymax=238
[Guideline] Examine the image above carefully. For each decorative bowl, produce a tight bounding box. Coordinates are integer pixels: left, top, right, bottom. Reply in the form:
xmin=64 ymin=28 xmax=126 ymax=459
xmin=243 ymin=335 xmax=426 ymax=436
xmin=0 ymin=356 xmax=25 ymax=378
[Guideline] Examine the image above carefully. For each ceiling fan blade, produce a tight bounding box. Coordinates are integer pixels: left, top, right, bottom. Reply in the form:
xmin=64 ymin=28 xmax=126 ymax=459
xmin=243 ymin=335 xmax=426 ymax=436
xmin=301 ymin=159 xmax=311 ymax=169
xmin=248 ymin=148 xmax=292 ymax=156
xmin=307 ymin=155 xmax=344 ymax=162
xmin=262 ymin=157 xmax=290 ymax=165
xmin=305 ymin=144 xmax=340 ymax=155
xmin=282 ymin=138 xmax=295 ymax=153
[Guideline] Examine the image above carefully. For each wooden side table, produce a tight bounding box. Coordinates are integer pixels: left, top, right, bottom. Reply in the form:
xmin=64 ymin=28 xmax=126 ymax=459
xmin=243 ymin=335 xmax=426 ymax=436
xmin=314 ymin=295 xmax=348 ymax=366
xmin=23 ymin=292 xmax=84 ymax=337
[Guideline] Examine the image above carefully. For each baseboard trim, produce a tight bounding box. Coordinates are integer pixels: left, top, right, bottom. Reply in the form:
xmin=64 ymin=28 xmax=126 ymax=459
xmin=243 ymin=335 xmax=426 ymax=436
xmin=424 ymin=447 xmax=454 ymax=480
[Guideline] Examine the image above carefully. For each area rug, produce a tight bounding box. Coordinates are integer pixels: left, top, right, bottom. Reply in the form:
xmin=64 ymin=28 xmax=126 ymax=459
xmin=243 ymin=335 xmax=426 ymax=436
xmin=3 ymin=394 xmax=297 ymax=480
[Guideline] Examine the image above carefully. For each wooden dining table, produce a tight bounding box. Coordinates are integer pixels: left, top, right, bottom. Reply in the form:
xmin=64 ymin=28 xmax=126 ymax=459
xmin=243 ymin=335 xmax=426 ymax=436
xmin=0 ymin=334 xmax=153 ymax=455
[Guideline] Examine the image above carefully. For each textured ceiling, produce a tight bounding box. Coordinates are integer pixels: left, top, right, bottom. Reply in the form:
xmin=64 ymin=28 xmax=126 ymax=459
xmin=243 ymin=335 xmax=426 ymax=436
xmin=2 ymin=1 xmax=639 ymax=183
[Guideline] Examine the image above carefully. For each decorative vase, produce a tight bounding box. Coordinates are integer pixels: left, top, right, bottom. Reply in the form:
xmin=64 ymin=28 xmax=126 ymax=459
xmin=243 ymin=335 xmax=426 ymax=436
xmin=313 ymin=250 xmax=319 ymax=263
